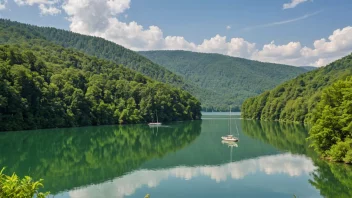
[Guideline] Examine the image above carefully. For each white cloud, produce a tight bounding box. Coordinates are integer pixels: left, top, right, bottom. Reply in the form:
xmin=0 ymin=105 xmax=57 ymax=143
xmin=66 ymin=153 xmax=316 ymax=198
xmin=197 ymin=35 xmax=256 ymax=58
xmin=252 ymin=26 xmax=352 ymax=67
xmin=14 ymin=0 xmax=61 ymax=15
xmin=301 ymin=26 xmax=352 ymax=57
xmin=243 ymin=10 xmax=322 ymax=31
xmin=164 ymin=36 xmax=196 ymax=51
xmin=226 ymin=25 xmax=231 ymax=30
xmin=14 ymin=0 xmax=59 ymax=6
xmin=58 ymin=0 xmax=352 ymax=67
xmin=39 ymin=4 xmax=61 ymax=15
xmin=257 ymin=41 xmax=302 ymax=58
xmin=197 ymin=35 xmax=229 ymax=54
xmin=252 ymin=41 xmax=303 ymax=65
xmin=312 ymin=58 xmax=336 ymax=67
xmin=0 ymin=0 xmax=7 ymax=10
xmin=61 ymin=0 xmax=256 ymax=56
xmin=10 ymin=0 xmax=352 ymax=67
xmin=62 ymin=0 xmax=131 ymax=37
xmin=283 ymin=0 xmax=310 ymax=9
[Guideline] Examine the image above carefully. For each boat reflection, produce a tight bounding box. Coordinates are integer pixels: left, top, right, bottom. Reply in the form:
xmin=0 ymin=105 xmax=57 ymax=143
xmin=221 ymin=140 xmax=238 ymax=147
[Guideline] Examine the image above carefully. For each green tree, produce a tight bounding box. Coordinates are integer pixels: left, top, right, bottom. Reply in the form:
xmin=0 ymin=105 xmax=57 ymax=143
xmin=0 ymin=43 xmax=201 ymax=131
xmin=309 ymin=77 xmax=352 ymax=163
xmin=0 ymin=168 xmax=49 ymax=198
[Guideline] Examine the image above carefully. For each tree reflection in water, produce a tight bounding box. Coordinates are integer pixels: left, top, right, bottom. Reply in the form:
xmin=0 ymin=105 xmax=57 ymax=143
xmin=242 ymin=119 xmax=352 ymax=198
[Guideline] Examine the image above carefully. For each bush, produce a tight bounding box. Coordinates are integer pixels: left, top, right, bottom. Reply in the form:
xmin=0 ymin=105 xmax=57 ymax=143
xmin=343 ymin=149 xmax=352 ymax=164
xmin=308 ymin=78 xmax=352 ymax=163
xmin=0 ymin=168 xmax=49 ymax=198
xmin=328 ymin=140 xmax=350 ymax=162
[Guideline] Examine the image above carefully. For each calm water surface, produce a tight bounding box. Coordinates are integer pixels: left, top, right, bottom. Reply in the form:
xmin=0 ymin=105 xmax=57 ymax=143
xmin=0 ymin=113 xmax=351 ymax=198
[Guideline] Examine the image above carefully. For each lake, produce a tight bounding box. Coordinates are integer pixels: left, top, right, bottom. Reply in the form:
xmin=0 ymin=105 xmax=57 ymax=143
xmin=0 ymin=114 xmax=351 ymax=198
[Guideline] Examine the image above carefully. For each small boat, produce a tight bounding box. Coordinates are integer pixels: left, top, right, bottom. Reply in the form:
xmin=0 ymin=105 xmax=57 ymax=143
xmin=221 ymin=135 xmax=238 ymax=142
xmin=221 ymin=107 xmax=239 ymax=142
xmin=148 ymin=110 xmax=162 ymax=126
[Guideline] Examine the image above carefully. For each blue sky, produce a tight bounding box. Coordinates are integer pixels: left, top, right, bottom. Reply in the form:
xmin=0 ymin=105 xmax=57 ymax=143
xmin=1 ymin=0 xmax=352 ymax=66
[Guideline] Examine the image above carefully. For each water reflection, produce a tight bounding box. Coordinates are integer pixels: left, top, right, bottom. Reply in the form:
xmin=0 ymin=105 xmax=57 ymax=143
xmin=0 ymin=121 xmax=201 ymax=194
xmin=221 ymin=140 xmax=238 ymax=147
xmin=241 ymin=119 xmax=352 ymax=198
xmin=1 ymin=116 xmax=352 ymax=197
xmin=241 ymin=119 xmax=309 ymax=154
xmin=67 ymin=153 xmax=315 ymax=198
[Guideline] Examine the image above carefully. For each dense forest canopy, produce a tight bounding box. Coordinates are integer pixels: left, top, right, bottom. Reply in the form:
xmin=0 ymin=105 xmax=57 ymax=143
xmin=301 ymin=66 xmax=318 ymax=71
xmin=241 ymin=53 xmax=352 ymax=123
xmin=0 ymin=42 xmax=201 ymax=131
xmin=308 ymin=77 xmax=352 ymax=163
xmin=139 ymin=50 xmax=307 ymax=111
xmin=0 ymin=19 xmax=308 ymax=112
xmin=0 ymin=19 xmax=213 ymax=109
xmin=241 ymin=53 xmax=352 ymax=164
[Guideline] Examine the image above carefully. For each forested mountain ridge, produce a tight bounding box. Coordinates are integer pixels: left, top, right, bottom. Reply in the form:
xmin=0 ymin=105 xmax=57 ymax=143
xmin=241 ymin=53 xmax=352 ymax=123
xmin=0 ymin=19 xmax=308 ymax=111
xmin=139 ymin=50 xmax=307 ymax=111
xmin=301 ymin=66 xmax=318 ymax=71
xmin=242 ymin=52 xmax=352 ymax=164
xmin=0 ymin=41 xmax=201 ymax=131
xmin=0 ymin=19 xmax=212 ymax=99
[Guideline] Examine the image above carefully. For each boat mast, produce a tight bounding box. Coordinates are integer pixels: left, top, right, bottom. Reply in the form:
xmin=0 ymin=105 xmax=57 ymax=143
xmin=230 ymin=106 xmax=232 ymax=135
xmin=156 ymin=110 xmax=158 ymax=123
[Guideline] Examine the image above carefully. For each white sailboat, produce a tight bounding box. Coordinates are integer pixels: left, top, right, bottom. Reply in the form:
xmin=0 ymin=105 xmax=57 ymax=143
xmin=148 ymin=110 xmax=162 ymax=126
xmin=221 ymin=107 xmax=239 ymax=142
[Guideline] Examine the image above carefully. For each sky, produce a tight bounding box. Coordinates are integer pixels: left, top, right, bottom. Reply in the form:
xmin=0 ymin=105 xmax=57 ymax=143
xmin=0 ymin=0 xmax=352 ymax=67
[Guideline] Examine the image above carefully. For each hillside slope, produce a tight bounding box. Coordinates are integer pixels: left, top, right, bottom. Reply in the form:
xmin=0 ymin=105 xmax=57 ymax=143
xmin=139 ymin=50 xmax=307 ymax=110
xmin=0 ymin=41 xmax=201 ymax=131
xmin=301 ymin=66 xmax=318 ymax=71
xmin=241 ymin=53 xmax=352 ymax=123
xmin=0 ymin=19 xmax=214 ymax=102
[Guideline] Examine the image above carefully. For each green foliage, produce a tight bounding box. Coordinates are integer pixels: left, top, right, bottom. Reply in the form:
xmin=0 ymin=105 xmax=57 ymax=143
xmin=242 ymin=53 xmax=352 ymax=123
xmin=0 ymin=122 xmax=201 ymax=194
xmin=242 ymin=55 xmax=352 ymax=164
xmin=139 ymin=50 xmax=307 ymax=111
xmin=301 ymin=66 xmax=318 ymax=71
xmin=328 ymin=140 xmax=352 ymax=162
xmin=308 ymin=77 xmax=352 ymax=163
xmin=0 ymin=19 xmax=307 ymax=112
xmin=240 ymin=118 xmax=352 ymax=198
xmin=0 ymin=19 xmax=208 ymax=107
xmin=309 ymin=159 xmax=352 ymax=198
xmin=0 ymin=168 xmax=49 ymax=198
xmin=0 ymin=43 xmax=201 ymax=131
xmin=241 ymin=119 xmax=310 ymax=155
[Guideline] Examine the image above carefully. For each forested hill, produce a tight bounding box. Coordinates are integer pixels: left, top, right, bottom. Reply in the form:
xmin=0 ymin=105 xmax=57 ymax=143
xmin=241 ymin=53 xmax=352 ymax=123
xmin=0 ymin=42 xmax=201 ymax=131
xmin=301 ymin=66 xmax=318 ymax=71
xmin=139 ymin=50 xmax=307 ymax=111
xmin=0 ymin=19 xmax=208 ymax=96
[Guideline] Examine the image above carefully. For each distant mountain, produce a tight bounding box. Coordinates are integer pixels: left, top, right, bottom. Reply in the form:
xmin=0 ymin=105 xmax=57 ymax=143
xmin=0 ymin=20 xmax=202 ymax=131
xmin=139 ymin=50 xmax=308 ymax=111
xmin=301 ymin=66 xmax=318 ymax=71
xmin=241 ymin=53 xmax=352 ymax=123
xmin=0 ymin=19 xmax=211 ymax=101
